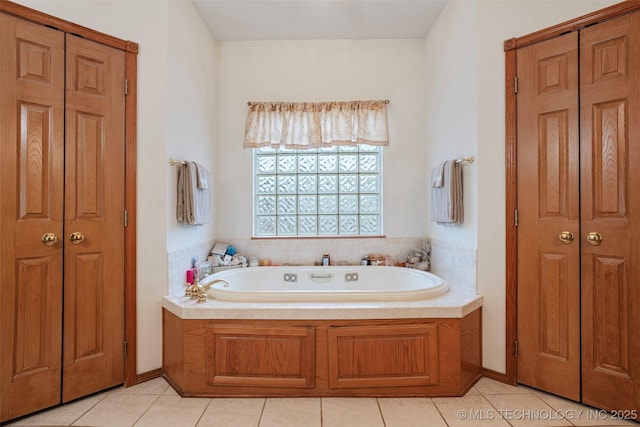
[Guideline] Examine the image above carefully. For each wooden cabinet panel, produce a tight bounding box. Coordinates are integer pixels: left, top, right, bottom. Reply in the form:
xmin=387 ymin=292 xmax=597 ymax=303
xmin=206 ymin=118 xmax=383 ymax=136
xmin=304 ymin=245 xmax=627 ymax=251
xmin=206 ymin=325 xmax=315 ymax=388
xmin=327 ymin=324 xmax=438 ymax=388
xmin=162 ymin=310 xmax=482 ymax=397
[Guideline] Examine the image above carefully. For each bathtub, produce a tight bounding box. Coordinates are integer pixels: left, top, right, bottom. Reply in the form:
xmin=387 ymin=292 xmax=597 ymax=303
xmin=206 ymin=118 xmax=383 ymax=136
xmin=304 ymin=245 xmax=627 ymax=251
xmin=200 ymin=266 xmax=448 ymax=302
xmin=162 ymin=267 xmax=482 ymax=398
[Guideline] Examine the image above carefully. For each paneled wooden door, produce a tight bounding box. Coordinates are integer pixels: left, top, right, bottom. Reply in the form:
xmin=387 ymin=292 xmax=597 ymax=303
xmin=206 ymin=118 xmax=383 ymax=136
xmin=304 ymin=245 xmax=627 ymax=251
xmin=579 ymin=11 xmax=640 ymax=412
xmin=0 ymin=14 xmax=126 ymax=421
xmin=62 ymin=34 xmax=126 ymax=403
xmin=516 ymin=11 xmax=640 ymax=411
xmin=516 ymin=31 xmax=581 ymax=401
xmin=0 ymin=13 xmax=65 ymax=421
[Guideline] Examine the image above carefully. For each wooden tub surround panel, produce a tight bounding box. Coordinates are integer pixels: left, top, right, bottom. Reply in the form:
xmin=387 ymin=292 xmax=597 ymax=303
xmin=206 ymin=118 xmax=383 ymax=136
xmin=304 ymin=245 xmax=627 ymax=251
xmin=207 ymin=325 xmax=315 ymax=388
xmin=162 ymin=308 xmax=482 ymax=397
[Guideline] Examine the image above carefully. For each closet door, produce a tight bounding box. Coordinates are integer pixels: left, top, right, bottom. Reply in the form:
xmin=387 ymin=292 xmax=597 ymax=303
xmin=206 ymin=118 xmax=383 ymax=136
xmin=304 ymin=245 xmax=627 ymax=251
xmin=515 ymin=32 xmax=581 ymax=401
xmin=580 ymin=10 xmax=640 ymax=412
xmin=0 ymin=14 xmax=65 ymax=421
xmin=62 ymin=34 xmax=126 ymax=402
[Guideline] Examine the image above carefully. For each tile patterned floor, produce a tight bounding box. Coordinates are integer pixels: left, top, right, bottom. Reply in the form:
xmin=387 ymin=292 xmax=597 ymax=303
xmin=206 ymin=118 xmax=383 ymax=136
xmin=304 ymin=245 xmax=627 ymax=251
xmin=4 ymin=377 xmax=637 ymax=427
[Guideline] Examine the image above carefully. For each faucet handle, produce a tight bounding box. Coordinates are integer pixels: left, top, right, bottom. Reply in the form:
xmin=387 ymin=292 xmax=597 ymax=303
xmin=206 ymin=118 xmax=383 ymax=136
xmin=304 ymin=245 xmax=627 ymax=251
xmin=197 ymin=286 xmax=207 ymax=303
xmin=190 ymin=283 xmax=199 ymax=300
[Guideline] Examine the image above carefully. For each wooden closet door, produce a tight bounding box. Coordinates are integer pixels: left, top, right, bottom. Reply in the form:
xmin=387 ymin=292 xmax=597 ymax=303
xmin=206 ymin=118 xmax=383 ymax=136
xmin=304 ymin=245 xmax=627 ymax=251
xmin=580 ymin=10 xmax=640 ymax=412
xmin=62 ymin=34 xmax=126 ymax=402
xmin=515 ymin=31 xmax=581 ymax=401
xmin=0 ymin=13 xmax=65 ymax=422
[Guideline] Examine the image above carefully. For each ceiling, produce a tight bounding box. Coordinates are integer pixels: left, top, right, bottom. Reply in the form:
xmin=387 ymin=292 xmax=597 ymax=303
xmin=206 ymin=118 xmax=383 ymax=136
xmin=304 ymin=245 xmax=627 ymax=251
xmin=191 ymin=0 xmax=447 ymax=41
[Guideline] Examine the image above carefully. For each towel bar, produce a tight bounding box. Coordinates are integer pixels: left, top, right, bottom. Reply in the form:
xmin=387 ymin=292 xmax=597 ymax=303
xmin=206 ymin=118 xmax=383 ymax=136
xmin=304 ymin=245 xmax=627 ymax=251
xmin=455 ymin=156 xmax=475 ymax=165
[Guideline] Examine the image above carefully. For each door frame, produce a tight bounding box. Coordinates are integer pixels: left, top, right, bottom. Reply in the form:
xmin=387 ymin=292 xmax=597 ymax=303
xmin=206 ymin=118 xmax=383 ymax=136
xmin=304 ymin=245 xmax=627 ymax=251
xmin=504 ymin=0 xmax=640 ymax=385
xmin=0 ymin=0 xmax=139 ymax=387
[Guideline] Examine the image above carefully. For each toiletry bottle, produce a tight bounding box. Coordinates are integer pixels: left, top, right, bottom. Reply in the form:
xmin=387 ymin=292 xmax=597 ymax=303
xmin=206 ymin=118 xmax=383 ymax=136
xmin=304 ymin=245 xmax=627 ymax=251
xmin=322 ymin=252 xmax=330 ymax=266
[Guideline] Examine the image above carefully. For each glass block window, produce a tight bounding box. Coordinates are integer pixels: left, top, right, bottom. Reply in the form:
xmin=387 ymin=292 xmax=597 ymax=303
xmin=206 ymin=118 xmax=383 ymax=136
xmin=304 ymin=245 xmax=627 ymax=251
xmin=254 ymin=145 xmax=382 ymax=237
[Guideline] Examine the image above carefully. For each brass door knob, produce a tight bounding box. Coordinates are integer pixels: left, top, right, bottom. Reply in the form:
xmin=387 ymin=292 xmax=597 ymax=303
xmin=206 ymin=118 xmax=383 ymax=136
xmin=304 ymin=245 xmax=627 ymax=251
xmin=586 ymin=232 xmax=602 ymax=246
xmin=42 ymin=233 xmax=58 ymax=246
xmin=558 ymin=231 xmax=574 ymax=244
xmin=69 ymin=232 xmax=85 ymax=245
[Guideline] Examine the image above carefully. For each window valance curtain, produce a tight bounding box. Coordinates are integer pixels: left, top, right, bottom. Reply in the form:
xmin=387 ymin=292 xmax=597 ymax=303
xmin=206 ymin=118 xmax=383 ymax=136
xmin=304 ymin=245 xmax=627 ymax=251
xmin=243 ymin=100 xmax=389 ymax=149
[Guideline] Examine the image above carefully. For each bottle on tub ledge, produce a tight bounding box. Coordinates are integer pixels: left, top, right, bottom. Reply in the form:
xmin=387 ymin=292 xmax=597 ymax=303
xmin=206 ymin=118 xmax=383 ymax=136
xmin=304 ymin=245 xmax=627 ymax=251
xmin=322 ymin=252 xmax=330 ymax=266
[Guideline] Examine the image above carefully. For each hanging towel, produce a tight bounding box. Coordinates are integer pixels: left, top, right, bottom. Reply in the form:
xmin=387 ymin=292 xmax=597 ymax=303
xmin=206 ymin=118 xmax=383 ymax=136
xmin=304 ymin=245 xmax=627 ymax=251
xmin=177 ymin=161 xmax=211 ymax=226
xmin=194 ymin=162 xmax=209 ymax=189
xmin=430 ymin=160 xmax=464 ymax=224
xmin=431 ymin=161 xmax=446 ymax=188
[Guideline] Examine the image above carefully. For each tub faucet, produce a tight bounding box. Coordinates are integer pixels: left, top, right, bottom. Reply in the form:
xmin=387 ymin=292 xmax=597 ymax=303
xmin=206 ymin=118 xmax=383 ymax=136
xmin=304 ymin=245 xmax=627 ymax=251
xmin=194 ymin=278 xmax=229 ymax=303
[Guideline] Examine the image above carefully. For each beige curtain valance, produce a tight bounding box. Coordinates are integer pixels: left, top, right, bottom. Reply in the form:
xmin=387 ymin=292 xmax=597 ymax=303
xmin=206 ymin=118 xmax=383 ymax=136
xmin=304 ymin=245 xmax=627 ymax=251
xmin=243 ymin=100 xmax=389 ymax=149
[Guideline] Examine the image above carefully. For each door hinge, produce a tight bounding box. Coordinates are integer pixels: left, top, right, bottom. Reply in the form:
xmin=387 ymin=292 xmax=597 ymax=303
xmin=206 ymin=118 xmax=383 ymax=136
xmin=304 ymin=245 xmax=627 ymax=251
xmin=124 ymin=340 xmax=128 ymax=358
xmin=514 ymin=209 xmax=518 ymax=227
xmin=124 ymin=210 xmax=128 ymax=227
xmin=514 ymin=76 xmax=518 ymax=94
xmin=514 ymin=340 xmax=518 ymax=358
xmin=124 ymin=78 xmax=128 ymax=96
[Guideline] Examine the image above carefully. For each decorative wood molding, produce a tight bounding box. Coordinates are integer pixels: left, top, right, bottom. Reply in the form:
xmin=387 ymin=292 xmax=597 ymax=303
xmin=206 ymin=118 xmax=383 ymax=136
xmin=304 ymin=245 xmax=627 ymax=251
xmin=503 ymin=0 xmax=640 ymax=388
xmin=124 ymin=50 xmax=139 ymax=388
xmin=503 ymin=38 xmax=516 ymax=52
xmin=126 ymin=41 xmax=139 ymax=54
xmin=136 ymin=368 xmax=163 ymax=385
xmin=0 ymin=0 xmax=130 ymax=52
xmin=482 ymin=368 xmax=508 ymax=384
xmin=506 ymin=0 xmax=640 ymax=50
xmin=504 ymin=46 xmax=518 ymax=387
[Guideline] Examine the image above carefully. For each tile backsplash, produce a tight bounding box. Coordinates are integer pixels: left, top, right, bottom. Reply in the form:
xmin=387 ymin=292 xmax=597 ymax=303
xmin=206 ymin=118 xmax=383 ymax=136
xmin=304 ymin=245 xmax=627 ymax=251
xmin=166 ymin=237 xmax=477 ymax=296
xmin=429 ymin=238 xmax=477 ymax=293
xmin=220 ymin=237 xmax=429 ymax=267
xmin=167 ymin=240 xmax=213 ymax=296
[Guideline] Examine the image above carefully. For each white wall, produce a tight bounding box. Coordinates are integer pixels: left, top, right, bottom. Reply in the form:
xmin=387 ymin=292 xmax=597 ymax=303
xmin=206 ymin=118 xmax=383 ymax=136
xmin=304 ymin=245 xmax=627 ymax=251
xmin=13 ymin=0 xmax=623 ymax=378
xmin=13 ymin=0 xmax=218 ymax=374
xmin=426 ymin=0 xmax=619 ymax=374
xmin=166 ymin=0 xmax=218 ymax=253
xmin=215 ymin=39 xmax=428 ymax=240
xmin=424 ymin=0 xmax=478 ymax=248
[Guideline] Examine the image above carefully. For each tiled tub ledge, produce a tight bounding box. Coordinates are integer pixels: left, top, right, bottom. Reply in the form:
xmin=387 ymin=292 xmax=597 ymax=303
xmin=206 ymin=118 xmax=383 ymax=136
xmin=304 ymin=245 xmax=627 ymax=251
xmin=161 ymin=285 xmax=482 ymax=320
xmin=162 ymin=285 xmax=483 ymax=398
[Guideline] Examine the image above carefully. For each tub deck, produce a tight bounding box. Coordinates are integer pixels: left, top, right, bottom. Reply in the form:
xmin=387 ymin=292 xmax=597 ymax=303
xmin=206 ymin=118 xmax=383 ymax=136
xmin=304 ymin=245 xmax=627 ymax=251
xmin=162 ymin=287 xmax=483 ymax=398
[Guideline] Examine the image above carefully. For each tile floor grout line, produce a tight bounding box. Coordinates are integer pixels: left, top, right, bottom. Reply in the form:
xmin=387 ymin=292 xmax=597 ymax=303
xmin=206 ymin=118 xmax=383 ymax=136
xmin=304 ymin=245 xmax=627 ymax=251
xmin=256 ymin=397 xmax=267 ymax=427
xmin=130 ymin=393 xmax=163 ymax=427
xmin=429 ymin=396 xmax=452 ymax=427
xmin=477 ymin=390 xmax=516 ymax=427
xmin=68 ymin=391 xmax=112 ymax=426
xmin=193 ymin=397 xmax=214 ymax=427
xmin=320 ymin=397 xmax=324 ymax=427
xmin=374 ymin=397 xmax=387 ymax=427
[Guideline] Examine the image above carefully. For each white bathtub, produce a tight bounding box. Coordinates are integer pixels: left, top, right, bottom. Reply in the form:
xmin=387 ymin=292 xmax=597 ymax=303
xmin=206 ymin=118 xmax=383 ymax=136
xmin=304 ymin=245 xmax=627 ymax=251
xmin=199 ymin=266 xmax=448 ymax=302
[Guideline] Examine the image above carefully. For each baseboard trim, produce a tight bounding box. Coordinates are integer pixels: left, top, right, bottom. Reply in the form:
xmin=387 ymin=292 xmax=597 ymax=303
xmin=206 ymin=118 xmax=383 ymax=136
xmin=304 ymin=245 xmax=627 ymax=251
xmin=482 ymin=368 xmax=510 ymax=384
xmin=135 ymin=368 xmax=163 ymax=385
xmin=136 ymin=368 xmax=508 ymax=388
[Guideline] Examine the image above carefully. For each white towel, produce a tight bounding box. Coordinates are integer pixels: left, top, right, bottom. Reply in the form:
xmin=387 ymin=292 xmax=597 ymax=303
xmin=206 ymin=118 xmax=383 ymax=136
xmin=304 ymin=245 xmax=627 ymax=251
xmin=177 ymin=161 xmax=211 ymax=226
xmin=194 ymin=162 xmax=210 ymax=189
xmin=431 ymin=161 xmax=445 ymax=188
xmin=430 ymin=160 xmax=464 ymax=224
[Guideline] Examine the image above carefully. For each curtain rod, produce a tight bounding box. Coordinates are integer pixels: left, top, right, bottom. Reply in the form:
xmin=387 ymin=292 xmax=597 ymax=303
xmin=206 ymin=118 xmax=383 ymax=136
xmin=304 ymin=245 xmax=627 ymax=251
xmin=247 ymin=99 xmax=390 ymax=107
